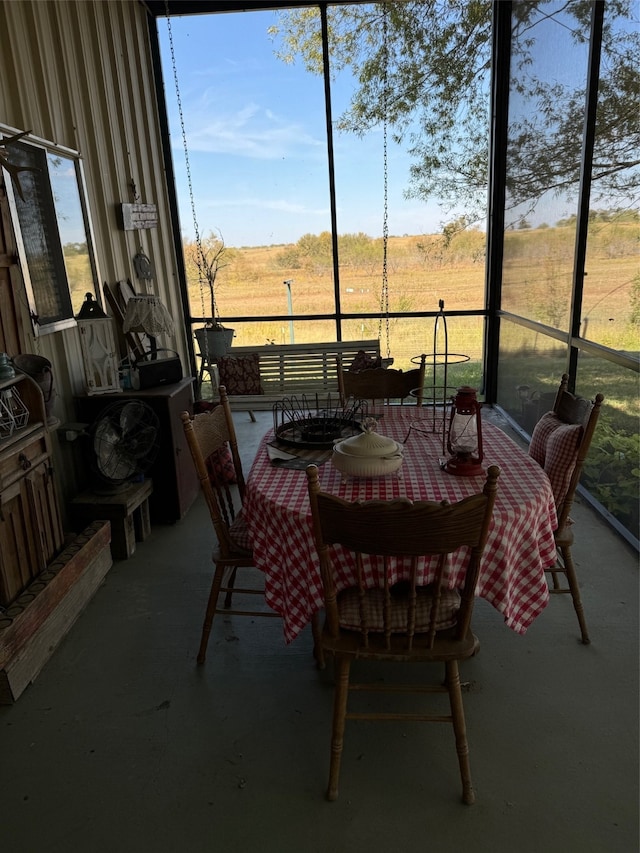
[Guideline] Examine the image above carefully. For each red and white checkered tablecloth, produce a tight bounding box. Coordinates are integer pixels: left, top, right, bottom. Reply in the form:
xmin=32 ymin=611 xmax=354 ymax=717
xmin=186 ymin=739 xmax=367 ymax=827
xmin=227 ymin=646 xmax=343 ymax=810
xmin=244 ymin=410 xmax=556 ymax=643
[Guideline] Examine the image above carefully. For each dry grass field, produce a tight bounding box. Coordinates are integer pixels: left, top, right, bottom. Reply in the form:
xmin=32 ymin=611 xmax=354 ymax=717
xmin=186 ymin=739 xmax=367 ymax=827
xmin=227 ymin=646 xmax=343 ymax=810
xmin=187 ymin=224 xmax=638 ymax=363
xmin=65 ymin=221 xmax=636 ymax=385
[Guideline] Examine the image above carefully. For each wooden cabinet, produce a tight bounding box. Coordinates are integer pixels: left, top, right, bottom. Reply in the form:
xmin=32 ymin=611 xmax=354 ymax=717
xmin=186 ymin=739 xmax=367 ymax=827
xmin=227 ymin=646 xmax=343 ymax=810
xmin=0 ymin=373 xmax=64 ymax=608
xmin=74 ymin=378 xmax=198 ymax=524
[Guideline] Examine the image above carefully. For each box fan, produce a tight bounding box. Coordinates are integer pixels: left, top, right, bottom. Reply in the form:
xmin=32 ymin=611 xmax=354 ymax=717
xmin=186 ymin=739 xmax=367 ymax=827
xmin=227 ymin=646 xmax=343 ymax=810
xmin=89 ymin=400 xmax=160 ymax=493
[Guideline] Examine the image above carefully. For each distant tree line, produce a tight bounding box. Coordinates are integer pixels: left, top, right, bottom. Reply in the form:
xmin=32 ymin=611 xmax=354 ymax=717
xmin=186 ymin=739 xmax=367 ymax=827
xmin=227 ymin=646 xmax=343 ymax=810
xmin=181 ymin=209 xmax=638 ymax=290
xmin=63 ymin=242 xmax=88 ymax=255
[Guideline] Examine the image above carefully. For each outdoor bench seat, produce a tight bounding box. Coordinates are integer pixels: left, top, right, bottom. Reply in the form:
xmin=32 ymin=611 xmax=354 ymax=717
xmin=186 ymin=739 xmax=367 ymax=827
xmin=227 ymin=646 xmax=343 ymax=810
xmin=203 ymin=339 xmax=381 ymax=418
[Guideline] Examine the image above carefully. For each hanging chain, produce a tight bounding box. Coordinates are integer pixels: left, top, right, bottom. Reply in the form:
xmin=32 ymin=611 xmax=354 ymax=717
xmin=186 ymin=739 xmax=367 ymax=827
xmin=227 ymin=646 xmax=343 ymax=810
xmin=165 ymin=7 xmax=211 ymax=364
xmin=379 ymin=2 xmax=390 ymax=359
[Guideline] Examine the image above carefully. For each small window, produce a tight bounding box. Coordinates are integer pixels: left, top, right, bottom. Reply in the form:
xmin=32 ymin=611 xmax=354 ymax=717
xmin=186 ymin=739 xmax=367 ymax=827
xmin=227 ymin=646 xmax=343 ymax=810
xmin=3 ymin=135 xmax=99 ymax=334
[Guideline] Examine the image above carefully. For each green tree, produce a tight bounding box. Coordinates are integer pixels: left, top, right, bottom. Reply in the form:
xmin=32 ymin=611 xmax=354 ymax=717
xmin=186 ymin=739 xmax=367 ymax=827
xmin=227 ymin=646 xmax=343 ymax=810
xmin=269 ymin=1 xmax=639 ymax=227
xmin=275 ymin=231 xmax=334 ymax=273
xmin=338 ymin=232 xmax=378 ymax=269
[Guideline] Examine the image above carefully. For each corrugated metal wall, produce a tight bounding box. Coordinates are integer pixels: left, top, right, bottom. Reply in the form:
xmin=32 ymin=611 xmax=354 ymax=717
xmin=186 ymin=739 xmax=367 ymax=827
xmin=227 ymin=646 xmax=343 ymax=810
xmin=0 ymin=0 xmax=187 ymax=504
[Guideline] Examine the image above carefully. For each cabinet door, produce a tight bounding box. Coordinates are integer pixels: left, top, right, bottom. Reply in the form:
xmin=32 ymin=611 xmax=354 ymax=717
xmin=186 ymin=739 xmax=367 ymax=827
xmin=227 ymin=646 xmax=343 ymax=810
xmin=28 ymin=459 xmax=64 ymax=565
xmin=167 ymin=381 xmax=198 ymax=521
xmin=0 ymin=462 xmax=64 ymax=608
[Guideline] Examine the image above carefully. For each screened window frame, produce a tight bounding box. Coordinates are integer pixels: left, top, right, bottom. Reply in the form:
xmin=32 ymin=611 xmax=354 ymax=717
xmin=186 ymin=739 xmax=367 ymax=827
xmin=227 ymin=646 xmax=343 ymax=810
xmin=149 ymin=1 xmax=639 ymax=385
xmin=1 ymin=129 xmax=101 ymax=336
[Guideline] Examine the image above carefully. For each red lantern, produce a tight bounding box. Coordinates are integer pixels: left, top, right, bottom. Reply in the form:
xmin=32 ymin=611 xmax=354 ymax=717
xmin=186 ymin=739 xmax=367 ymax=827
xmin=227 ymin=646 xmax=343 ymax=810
xmin=445 ymin=386 xmax=484 ymax=476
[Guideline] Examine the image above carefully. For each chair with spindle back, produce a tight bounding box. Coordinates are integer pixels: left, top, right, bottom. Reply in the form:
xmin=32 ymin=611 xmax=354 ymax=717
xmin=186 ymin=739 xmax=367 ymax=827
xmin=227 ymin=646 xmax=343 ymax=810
xmin=528 ymin=373 xmax=604 ymax=643
xmin=306 ymin=463 xmax=500 ymax=804
xmin=181 ymin=385 xmax=278 ymax=665
xmin=338 ymin=354 xmax=427 ymax=411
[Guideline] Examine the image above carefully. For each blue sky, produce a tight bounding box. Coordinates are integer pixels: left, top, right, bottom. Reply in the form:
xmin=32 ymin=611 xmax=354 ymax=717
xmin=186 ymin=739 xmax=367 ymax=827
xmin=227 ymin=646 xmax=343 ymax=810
xmin=158 ymin=9 xmax=446 ymax=248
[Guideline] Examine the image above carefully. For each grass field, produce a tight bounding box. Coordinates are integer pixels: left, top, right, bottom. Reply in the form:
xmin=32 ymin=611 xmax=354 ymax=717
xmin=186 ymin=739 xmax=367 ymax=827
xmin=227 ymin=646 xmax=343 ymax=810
xmin=186 ymin=225 xmax=636 ymax=395
xmin=188 ymin=223 xmax=638 ymax=350
xmin=186 ymin=224 xmax=638 ymax=401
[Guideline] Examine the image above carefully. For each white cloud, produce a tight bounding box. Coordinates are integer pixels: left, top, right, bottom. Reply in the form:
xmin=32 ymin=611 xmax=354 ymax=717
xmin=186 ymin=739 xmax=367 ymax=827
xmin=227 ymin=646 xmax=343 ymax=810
xmin=199 ymin=195 xmax=329 ymax=217
xmin=175 ymin=100 xmax=323 ymax=160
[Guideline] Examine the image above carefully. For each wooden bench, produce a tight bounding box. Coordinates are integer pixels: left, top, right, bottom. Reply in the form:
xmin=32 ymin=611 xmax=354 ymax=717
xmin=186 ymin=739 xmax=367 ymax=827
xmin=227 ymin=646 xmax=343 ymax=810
xmin=71 ymin=479 xmax=153 ymax=560
xmin=202 ymin=339 xmax=381 ymax=418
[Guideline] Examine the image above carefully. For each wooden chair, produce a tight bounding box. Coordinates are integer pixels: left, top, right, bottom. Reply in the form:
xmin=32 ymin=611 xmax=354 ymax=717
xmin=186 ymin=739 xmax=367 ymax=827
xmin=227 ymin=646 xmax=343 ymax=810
xmin=306 ymin=463 xmax=500 ymax=804
xmin=338 ymin=354 xmax=427 ymax=409
xmin=528 ymin=374 xmax=604 ymax=644
xmin=181 ymin=385 xmax=278 ymax=665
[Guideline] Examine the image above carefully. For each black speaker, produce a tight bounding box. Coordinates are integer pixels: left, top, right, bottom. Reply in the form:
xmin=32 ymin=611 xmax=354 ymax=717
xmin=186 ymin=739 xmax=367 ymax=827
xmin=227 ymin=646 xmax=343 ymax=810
xmin=132 ymin=350 xmax=182 ymax=390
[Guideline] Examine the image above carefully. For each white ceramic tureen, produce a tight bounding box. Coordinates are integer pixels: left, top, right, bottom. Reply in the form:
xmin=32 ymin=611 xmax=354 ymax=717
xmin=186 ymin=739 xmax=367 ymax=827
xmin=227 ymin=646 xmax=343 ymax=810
xmin=331 ymin=418 xmax=404 ymax=479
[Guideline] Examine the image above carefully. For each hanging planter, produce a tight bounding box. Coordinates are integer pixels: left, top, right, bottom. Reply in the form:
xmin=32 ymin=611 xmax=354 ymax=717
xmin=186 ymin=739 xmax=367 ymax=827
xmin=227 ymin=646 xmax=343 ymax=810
xmin=194 ymin=323 xmax=234 ymax=359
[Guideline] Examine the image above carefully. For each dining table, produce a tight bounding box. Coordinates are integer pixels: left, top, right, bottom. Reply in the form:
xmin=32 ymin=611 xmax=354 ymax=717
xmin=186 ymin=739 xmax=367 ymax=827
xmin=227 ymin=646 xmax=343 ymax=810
xmin=243 ymin=407 xmax=557 ymax=644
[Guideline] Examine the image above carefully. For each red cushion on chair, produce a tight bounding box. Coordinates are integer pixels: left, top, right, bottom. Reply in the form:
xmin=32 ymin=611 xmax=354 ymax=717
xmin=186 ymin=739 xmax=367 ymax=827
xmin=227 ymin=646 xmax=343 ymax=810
xmin=229 ymin=510 xmax=252 ymax=551
xmin=337 ymin=586 xmax=460 ymax=632
xmin=529 ymin=411 xmax=558 ymax=466
xmin=217 ymin=354 xmax=263 ymax=395
xmin=205 ymin=445 xmax=237 ymax=485
xmin=529 ymin=412 xmax=582 ymax=509
xmin=545 ymin=424 xmax=583 ymax=508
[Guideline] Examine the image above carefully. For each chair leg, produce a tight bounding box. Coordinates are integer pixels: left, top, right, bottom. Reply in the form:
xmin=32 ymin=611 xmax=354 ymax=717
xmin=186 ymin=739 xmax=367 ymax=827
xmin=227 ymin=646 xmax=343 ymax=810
xmin=558 ymin=543 xmax=590 ymax=645
xmin=311 ymin=611 xmax=325 ymax=670
xmin=446 ymin=660 xmax=475 ymax=805
xmin=327 ymin=656 xmax=351 ymax=802
xmin=224 ymin=566 xmax=239 ymax=609
xmin=197 ymin=565 xmax=226 ymax=665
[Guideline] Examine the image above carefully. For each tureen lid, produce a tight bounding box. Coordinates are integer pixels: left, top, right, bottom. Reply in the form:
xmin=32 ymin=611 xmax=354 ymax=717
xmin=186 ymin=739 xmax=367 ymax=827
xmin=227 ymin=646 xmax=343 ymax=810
xmin=334 ymin=419 xmax=400 ymax=457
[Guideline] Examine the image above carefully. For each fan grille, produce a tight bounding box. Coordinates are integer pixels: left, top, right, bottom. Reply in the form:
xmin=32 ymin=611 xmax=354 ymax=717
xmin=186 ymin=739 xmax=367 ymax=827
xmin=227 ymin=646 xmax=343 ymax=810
xmin=91 ymin=400 xmax=160 ymax=486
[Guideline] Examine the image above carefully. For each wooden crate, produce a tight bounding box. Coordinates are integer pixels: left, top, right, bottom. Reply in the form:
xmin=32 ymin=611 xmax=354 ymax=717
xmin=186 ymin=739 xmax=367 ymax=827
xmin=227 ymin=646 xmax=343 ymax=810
xmin=0 ymin=521 xmax=112 ymax=704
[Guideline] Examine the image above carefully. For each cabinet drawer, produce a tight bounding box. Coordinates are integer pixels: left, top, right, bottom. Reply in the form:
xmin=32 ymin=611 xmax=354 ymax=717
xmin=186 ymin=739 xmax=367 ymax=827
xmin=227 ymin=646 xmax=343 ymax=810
xmin=0 ymin=428 xmax=49 ymax=492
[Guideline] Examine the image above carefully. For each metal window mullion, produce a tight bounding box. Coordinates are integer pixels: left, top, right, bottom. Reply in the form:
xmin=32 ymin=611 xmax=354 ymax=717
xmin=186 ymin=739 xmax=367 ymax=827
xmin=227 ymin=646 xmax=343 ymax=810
xmin=567 ymin=0 xmax=605 ymax=392
xmin=483 ymin=0 xmax=511 ymax=404
xmin=320 ymin=2 xmax=342 ymax=342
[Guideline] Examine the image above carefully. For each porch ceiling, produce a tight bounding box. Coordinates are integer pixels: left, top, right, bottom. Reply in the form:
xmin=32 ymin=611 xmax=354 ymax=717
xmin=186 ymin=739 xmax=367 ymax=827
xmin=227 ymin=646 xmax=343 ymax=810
xmin=145 ymin=0 xmax=359 ymax=16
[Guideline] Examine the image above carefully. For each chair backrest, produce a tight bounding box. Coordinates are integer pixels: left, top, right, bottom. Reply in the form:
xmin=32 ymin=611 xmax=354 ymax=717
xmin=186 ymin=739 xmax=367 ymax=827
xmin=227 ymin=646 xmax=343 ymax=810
xmin=181 ymin=385 xmax=246 ymax=558
xmin=338 ymin=354 xmax=426 ymax=408
xmin=529 ymin=374 xmax=604 ymax=530
xmin=306 ymin=464 xmax=499 ymax=647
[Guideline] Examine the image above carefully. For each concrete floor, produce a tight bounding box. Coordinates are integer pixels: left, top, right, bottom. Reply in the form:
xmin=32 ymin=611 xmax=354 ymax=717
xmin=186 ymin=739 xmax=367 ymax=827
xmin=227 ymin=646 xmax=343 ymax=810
xmin=1 ymin=408 xmax=638 ymax=853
